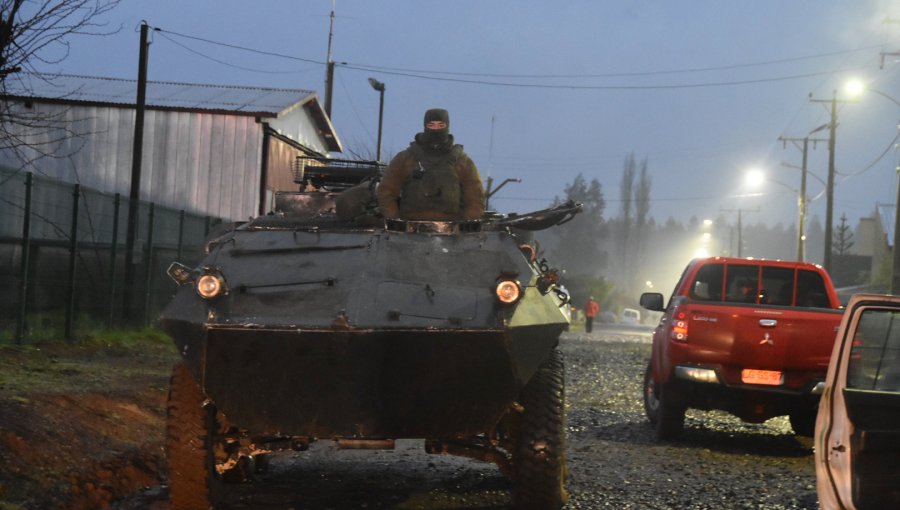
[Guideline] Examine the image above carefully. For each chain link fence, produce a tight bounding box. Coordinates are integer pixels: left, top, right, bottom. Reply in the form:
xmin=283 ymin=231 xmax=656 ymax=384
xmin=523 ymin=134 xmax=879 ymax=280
xmin=0 ymin=168 xmax=226 ymax=343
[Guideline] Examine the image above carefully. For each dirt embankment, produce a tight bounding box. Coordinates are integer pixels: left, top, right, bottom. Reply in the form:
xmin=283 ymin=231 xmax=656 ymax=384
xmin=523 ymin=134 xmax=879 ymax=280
xmin=0 ymin=335 xmax=178 ymax=510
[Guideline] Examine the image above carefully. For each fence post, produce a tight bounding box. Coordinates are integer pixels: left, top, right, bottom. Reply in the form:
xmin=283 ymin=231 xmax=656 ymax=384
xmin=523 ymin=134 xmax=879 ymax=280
xmin=107 ymin=193 xmax=120 ymax=328
xmin=65 ymin=183 xmax=81 ymax=341
xmin=15 ymin=172 xmax=33 ymax=345
xmin=143 ymin=202 xmax=155 ymax=327
xmin=176 ymin=209 xmax=185 ymax=263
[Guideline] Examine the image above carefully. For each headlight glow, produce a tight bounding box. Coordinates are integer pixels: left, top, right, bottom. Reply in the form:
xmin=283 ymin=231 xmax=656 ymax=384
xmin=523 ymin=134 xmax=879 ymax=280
xmin=495 ymin=280 xmax=521 ymax=304
xmin=196 ymin=273 xmax=226 ymax=299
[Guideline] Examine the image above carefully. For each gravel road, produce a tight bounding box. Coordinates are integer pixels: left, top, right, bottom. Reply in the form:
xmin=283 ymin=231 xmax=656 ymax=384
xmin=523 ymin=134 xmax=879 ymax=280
xmin=561 ymin=328 xmax=817 ymax=510
xmin=118 ymin=326 xmax=820 ymax=509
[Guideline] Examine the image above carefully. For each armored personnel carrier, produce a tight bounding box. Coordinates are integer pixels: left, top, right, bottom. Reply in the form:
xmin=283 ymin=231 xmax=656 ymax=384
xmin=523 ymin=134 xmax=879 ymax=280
xmin=160 ymin=161 xmax=580 ymax=509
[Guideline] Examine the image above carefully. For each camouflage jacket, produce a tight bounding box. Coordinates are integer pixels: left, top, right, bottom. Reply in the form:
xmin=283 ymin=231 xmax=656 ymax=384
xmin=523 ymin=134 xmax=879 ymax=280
xmin=377 ymin=136 xmax=485 ymax=221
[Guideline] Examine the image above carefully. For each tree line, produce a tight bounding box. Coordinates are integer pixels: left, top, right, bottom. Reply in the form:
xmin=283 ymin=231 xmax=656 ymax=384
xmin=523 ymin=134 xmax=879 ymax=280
xmin=536 ymin=153 xmax=873 ymax=319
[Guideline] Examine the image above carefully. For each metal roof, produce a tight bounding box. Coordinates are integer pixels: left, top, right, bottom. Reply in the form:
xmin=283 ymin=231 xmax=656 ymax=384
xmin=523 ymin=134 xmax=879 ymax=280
xmin=4 ymin=73 xmax=317 ymax=116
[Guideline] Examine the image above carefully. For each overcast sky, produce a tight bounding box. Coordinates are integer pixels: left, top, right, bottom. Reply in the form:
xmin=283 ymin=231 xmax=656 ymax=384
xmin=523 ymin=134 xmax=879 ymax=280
xmin=33 ymin=0 xmax=900 ymax=235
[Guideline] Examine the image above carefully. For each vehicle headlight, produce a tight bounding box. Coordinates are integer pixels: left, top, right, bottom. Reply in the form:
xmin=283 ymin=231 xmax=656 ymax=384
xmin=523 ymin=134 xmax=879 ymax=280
xmin=196 ymin=271 xmax=227 ymax=299
xmin=495 ymin=279 xmax=522 ymax=305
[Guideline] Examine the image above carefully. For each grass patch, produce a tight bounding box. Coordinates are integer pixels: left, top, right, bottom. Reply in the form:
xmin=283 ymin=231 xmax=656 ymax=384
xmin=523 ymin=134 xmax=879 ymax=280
xmin=0 ymin=309 xmax=173 ymax=349
xmin=79 ymin=327 xmax=172 ymax=348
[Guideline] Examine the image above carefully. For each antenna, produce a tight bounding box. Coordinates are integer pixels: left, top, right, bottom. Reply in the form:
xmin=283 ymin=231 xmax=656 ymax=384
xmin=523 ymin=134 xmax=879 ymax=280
xmin=488 ymin=115 xmax=495 ymax=180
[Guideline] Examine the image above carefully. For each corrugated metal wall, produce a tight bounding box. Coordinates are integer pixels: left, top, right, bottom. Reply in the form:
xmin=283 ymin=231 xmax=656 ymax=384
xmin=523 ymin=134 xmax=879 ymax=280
xmin=266 ymin=134 xmax=319 ymax=188
xmin=0 ymin=101 xmax=263 ymax=222
xmin=267 ymin=102 xmax=330 ymax=154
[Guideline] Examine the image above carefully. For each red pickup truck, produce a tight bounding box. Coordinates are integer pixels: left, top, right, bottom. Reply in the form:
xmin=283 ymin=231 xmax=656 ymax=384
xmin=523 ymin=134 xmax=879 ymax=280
xmin=639 ymin=256 xmax=843 ymax=440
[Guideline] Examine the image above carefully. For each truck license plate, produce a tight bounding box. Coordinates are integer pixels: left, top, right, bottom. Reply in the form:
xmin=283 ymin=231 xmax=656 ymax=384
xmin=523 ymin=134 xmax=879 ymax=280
xmin=741 ymin=369 xmax=783 ymax=385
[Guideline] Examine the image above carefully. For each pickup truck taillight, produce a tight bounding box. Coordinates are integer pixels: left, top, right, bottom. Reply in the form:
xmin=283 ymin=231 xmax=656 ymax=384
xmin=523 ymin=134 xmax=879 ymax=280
xmin=671 ymin=309 xmax=688 ymax=342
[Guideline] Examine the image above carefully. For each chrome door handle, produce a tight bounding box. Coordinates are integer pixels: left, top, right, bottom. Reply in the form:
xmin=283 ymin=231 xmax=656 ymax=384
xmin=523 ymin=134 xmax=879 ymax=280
xmin=759 ymin=319 xmax=778 ymax=327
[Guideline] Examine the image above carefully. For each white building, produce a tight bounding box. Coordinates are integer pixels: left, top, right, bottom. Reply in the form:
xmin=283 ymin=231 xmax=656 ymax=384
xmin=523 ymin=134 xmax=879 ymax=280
xmin=0 ymin=73 xmax=342 ymax=221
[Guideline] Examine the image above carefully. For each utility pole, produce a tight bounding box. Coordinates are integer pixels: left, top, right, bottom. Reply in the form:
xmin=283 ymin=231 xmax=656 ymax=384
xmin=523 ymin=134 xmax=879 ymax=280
xmin=721 ymin=208 xmax=758 ymax=257
xmin=323 ymin=2 xmax=335 ymax=117
xmin=778 ymin=128 xmax=827 ymax=261
xmin=123 ymin=22 xmax=150 ymax=323
xmin=810 ymin=92 xmax=855 ymax=273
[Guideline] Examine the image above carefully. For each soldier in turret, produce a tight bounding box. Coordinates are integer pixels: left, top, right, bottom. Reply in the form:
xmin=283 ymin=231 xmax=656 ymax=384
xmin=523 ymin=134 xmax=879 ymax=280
xmin=377 ymin=108 xmax=485 ymax=221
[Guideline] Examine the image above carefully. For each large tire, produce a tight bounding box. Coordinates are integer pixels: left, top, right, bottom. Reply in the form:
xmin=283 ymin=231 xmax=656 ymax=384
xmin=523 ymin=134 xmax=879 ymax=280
xmin=166 ymin=362 xmax=220 ymax=510
xmin=643 ymin=361 xmax=685 ymax=441
xmin=513 ymin=349 xmax=568 ymax=510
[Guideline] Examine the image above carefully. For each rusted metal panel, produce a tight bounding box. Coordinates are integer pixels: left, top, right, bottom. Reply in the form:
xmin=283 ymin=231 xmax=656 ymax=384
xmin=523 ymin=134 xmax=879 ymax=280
xmin=201 ymin=328 xmax=522 ymax=437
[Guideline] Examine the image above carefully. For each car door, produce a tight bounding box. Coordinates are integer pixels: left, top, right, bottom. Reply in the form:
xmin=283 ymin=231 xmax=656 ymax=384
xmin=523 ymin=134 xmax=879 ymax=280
xmin=816 ymin=295 xmax=900 ymax=510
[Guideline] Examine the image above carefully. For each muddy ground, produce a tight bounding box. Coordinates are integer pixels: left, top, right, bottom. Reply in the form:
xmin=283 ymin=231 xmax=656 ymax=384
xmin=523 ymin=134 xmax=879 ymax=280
xmin=0 ymin=328 xmax=819 ymax=509
xmin=0 ymin=334 xmax=176 ymax=510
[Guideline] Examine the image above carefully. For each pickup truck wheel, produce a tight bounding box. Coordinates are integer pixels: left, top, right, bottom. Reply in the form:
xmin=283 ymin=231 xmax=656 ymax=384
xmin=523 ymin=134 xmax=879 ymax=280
xmin=789 ymin=409 xmax=816 ymax=437
xmin=166 ymin=362 xmax=222 ymax=510
xmin=643 ymin=362 xmax=685 ymax=440
xmin=513 ymin=349 xmax=568 ymax=510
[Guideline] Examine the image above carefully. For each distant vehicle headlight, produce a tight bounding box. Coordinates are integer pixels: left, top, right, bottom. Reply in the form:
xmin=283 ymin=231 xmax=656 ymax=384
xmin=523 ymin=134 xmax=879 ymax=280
xmin=196 ymin=271 xmax=227 ymax=299
xmin=495 ymin=279 xmax=522 ymax=305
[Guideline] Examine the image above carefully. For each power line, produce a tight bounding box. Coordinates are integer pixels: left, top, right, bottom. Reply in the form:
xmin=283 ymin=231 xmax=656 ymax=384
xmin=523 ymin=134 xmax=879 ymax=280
xmin=153 ymin=26 xmax=873 ymax=90
xmin=837 ymin=129 xmax=900 ymax=179
xmin=495 ymin=194 xmax=746 ymax=203
xmin=156 ymin=32 xmax=317 ymax=75
xmin=342 ymin=46 xmax=880 ymax=79
xmin=155 ymin=28 xmax=325 ymax=65
xmin=337 ymin=64 xmax=861 ymax=90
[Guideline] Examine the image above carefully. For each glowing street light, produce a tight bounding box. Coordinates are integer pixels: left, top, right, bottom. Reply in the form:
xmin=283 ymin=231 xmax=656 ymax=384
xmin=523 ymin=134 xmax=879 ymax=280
xmin=845 ymin=78 xmax=900 ymax=107
xmin=694 ymin=218 xmax=713 ymax=258
xmin=745 ymin=168 xmax=808 ymax=261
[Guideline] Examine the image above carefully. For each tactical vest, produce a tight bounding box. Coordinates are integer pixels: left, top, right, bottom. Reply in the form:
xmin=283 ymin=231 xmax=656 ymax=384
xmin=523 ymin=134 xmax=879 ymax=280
xmin=398 ymin=143 xmax=464 ymax=216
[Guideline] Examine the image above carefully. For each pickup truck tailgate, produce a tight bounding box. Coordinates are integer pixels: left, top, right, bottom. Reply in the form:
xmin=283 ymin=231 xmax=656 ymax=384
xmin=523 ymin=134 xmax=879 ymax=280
xmin=684 ymin=305 xmax=842 ymax=389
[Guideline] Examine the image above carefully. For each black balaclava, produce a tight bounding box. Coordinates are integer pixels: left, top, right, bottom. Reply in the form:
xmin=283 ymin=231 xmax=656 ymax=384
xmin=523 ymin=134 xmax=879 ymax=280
xmin=422 ymin=108 xmax=450 ymax=144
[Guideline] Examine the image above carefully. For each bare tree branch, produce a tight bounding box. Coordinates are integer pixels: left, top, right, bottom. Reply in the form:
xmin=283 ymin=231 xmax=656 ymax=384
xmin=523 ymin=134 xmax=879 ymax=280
xmin=0 ymin=0 xmax=120 ymax=178
xmin=0 ymin=0 xmax=120 ymax=76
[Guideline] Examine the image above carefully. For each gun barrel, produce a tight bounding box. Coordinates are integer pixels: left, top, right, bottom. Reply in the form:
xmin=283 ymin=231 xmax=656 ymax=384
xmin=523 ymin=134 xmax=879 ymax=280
xmin=294 ymin=156 xmax=383 ymax=190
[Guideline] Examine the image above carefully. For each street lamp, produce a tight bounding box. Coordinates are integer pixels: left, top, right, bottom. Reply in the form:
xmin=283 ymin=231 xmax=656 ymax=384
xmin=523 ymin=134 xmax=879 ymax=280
xmin=780 ymin=161 xmax=825 ymax=262
xmin=778 ymin=122 xmax=829 ymax=262
xmin=745 ymin=168 xmax=812 ymax=261
xmin=846 ymin=79 xmax=900 ymax=294
xmin=778 ymin=124 xmax=828 ymax=262
xmin=695 ymin=218 xmax=714 ymax=258
xmin=367 ymin=77 xmax=385 ymax=162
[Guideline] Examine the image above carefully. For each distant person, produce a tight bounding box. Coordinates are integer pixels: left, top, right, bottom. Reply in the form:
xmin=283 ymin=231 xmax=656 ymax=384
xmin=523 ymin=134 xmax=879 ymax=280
xmin=584 ymin=296 xmax=600 ymax=333
xmin=377 ymin=108 xmax=485 ymax=221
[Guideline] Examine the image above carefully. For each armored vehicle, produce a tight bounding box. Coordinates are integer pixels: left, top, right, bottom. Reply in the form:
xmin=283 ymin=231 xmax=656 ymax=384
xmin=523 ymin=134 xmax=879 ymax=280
xmin=160 ymin=161 xmax=579 ymax=509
